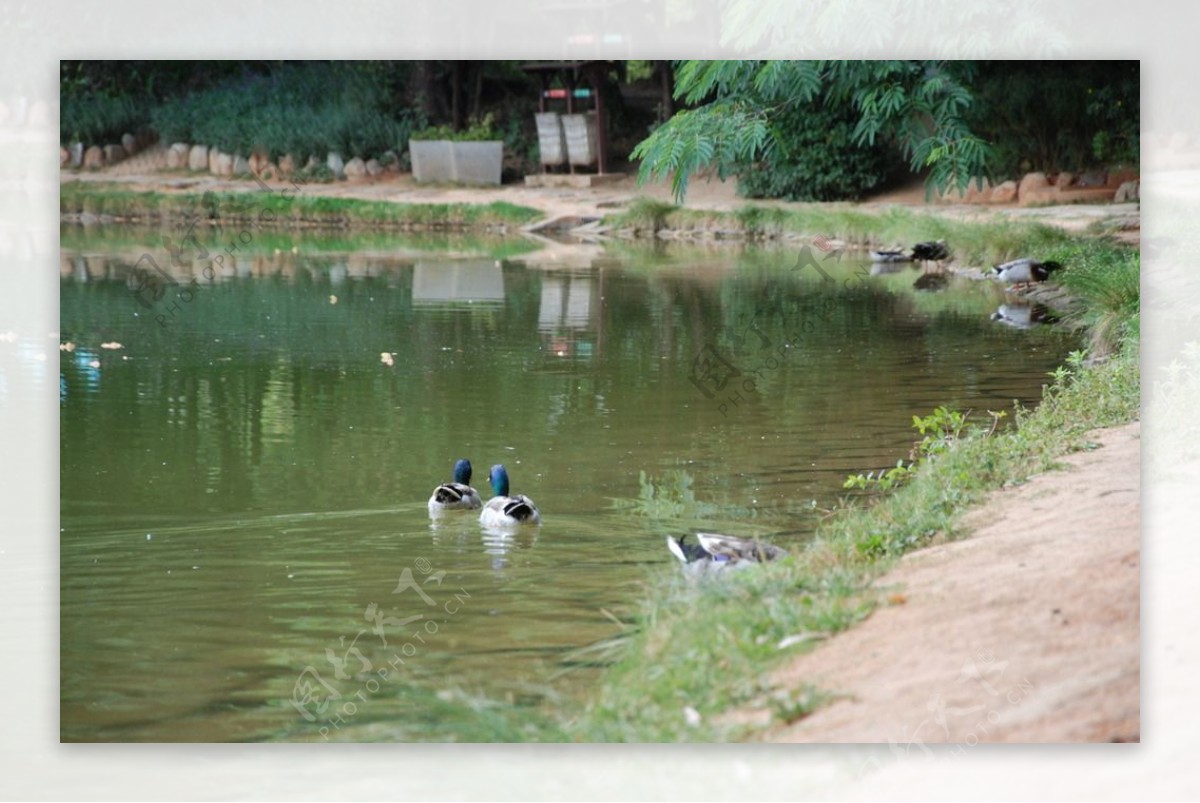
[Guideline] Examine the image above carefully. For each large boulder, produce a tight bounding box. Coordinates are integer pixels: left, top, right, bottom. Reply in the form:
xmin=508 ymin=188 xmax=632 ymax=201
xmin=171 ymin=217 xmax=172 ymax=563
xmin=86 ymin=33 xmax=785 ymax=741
xmin=60 ymin=147 xmax=69 ymax=168
xmin=188 ymin=144 xmax=208 ymax=172
xmin=1017 ymin=171 xmax=1049 ymax=201
xmin=344 ymin=157 xmax=367 ymax=178
xmin=215 ymin=151 xmax=234 ymax=177
xmin=121 ymin=133 xmax=137 ymax=155
xmin=69 ymin=142 xmax=84 ymax=168
xmin=365 ymin=158 xmax=383 ymax=177
xmin=278 ymin=154 xmax=296 ymax=176
xmin=327 ymin=151 xmax=345 ymax=179
xmin=103 ymin=143 xmax=126 ymax=164
xmin=83 ymin=145 xmax=104 ymax=169
xmin=964 ymin=177 xmax=991 ymax=203
xmin=990 ymin=180 xmax=1018 ymax=204
xmin=233 ymin=154 xmax=250 ymax=175
xmin=1114 ymin=179 xmax=1140 ymax=203
xmin=166 ymin=143 xmax=189 ymax=169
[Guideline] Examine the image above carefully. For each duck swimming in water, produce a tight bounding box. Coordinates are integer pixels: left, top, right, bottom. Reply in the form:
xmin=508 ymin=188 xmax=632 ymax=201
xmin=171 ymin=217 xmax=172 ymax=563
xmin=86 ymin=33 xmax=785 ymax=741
xmin=428 ymin=458 xmax=482 ymax=512
xmin=479 ymin=464 xmax=541 ymax=526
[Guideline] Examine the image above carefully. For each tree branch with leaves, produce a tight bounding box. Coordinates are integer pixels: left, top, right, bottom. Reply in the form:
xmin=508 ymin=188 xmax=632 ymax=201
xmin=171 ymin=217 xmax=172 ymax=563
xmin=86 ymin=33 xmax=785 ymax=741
xmin=632 ymin=60 xmax=992 ymax=203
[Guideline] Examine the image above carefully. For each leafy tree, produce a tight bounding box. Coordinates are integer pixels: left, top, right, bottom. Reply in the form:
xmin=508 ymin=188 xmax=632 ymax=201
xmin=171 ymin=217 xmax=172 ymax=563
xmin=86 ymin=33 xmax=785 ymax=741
xmin=631 ymin=60 xmax=992 ymax=202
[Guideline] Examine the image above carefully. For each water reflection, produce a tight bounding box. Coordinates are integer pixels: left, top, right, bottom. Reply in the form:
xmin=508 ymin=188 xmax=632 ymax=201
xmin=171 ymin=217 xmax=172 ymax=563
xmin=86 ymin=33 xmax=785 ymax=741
xmin=991 ymin=301 xmax=1058 ymax=329
xmin=538 ymin=271 xmax=598 ymax=359
xmin=413 ymin=258 xmax=506 ymax=307
xmin=59 ymin=235 xmax=1077 ymax=742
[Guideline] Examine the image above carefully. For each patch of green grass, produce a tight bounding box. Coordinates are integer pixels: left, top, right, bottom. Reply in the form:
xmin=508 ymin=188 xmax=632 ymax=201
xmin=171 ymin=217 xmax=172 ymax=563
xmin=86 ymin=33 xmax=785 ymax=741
xmin=59 ymin=183 xmax=541 ymax=231
xmin=607 ymin=197 xmax=678 ymax=232
xmin=602 ymin=200 xmax=1094 ymax=265
xmin=566 ymin=340 xmax=1138 ymax=742
xmin=1047 ymin=242 xmax=1140 ymax=356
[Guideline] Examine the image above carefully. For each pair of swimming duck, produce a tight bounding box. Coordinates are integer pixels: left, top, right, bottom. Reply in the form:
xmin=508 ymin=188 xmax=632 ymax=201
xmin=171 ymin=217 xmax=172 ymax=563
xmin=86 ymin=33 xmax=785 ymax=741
xmin=428 ymin=459 xmax=541 ymax=526
xmin=430 ymin=459 xmax=786 ymax=570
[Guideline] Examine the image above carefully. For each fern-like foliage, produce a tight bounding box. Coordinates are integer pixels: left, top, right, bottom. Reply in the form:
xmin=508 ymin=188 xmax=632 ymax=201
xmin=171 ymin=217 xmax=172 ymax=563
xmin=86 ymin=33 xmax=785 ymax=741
xmin=636 ymin=60 xmax=993 ymax=203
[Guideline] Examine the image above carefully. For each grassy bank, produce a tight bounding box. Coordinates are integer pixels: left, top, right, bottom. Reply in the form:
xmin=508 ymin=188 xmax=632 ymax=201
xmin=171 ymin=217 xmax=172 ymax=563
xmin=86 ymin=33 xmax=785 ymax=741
xmin=60 ymin=182 xmax=541 ymax=232
xmin=605 ymin=198 xmax=1105 ymax=265
xmin=562 ymin=243 xmax=1139 ymax=742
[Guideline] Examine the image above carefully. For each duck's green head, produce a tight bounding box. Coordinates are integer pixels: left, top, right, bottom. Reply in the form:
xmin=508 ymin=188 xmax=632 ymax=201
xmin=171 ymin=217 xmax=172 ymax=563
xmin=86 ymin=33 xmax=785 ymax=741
xmin=488 ymin=464 xmax=510 ymax=497
xmin=453 ymin=458 xmax=473 ymax=485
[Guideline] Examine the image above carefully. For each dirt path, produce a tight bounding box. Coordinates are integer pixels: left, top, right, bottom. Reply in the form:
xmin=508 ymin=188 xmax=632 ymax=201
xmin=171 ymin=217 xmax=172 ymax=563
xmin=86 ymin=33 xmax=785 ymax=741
xmin=64 ymin=156 xmax=1139 ymax=242
xmin=751 ymin=421 xmax=1140 ymax=744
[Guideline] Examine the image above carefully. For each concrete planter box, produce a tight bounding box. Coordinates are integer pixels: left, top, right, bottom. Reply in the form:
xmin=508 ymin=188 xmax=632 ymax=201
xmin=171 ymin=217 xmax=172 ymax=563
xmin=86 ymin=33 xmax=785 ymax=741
xmin=409 ymin=140 xmax=503 ymax=185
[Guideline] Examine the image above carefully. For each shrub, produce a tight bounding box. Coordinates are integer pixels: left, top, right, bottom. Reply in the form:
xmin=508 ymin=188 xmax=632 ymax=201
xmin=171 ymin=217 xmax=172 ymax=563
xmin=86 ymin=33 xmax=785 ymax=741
xmin=735 ymin=96 xmax=889 ymax=202
xmin=149 ymin=63 xmax=424 ymax=161
xmin=60 ymin=92 xmax=148 ymax=145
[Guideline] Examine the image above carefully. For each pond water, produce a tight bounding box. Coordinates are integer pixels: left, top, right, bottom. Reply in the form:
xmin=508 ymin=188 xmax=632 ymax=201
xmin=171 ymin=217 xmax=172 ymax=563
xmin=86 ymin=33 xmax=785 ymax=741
xmin=58 ymin=227 xmax=1073 ymax=742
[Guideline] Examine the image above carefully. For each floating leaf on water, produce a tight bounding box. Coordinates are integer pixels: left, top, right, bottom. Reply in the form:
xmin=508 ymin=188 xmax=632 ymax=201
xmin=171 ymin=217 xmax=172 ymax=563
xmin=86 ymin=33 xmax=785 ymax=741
xmin=60 ymin=342 xmax=75 ymax=352
xmin=100 ymin=342 xmax=123 ymax=350
xmin=329 ymin=295 xmax=338 ymax=305
xmin=380 ymin=352 xmax=395 ymax=367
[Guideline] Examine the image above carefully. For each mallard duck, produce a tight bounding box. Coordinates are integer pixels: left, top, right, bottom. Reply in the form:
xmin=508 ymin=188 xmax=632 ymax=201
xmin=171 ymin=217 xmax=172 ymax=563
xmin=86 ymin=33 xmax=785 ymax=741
xmin=479 ymin=464 xmax=541 ymax=526
xmin=666 ymin=532 xmax=787 ymax=574
xmin=911 ymin=240 xmax=951 ymax=269
xmin=428 ymin=458 xmax=482 ymax=512
xmin=870 ymin=248 xmax=911 ymax=263
xmin=992 ymin=258 xmax=1063 ymax=289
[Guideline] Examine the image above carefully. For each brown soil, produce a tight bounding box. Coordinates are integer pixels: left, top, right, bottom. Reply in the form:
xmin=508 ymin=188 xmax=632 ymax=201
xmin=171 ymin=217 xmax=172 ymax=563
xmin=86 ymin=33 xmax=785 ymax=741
xmin=743 ymin=422 xmax=1140 ymax=744
xmin=64 ymin=154 xmax=1139 ymax=244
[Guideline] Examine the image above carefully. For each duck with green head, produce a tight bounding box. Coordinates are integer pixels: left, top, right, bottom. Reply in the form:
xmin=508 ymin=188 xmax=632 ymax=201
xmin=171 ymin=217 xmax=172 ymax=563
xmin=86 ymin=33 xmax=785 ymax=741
xmin=428 ymin=458 xmax=482 ymax=513
xmin=479 ymin=464 xmax=541 ymax=526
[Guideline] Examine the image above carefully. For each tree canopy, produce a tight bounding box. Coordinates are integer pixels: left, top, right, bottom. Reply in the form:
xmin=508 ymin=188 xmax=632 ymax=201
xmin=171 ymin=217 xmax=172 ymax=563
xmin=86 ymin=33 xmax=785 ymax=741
xmin=632 ymin=60 xmax=993 ymax=202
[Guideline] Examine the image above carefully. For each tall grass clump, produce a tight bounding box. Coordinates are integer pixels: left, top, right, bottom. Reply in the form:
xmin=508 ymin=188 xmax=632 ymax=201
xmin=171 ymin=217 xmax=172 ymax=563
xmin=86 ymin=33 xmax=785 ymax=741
xmin=1050 ymin=241 xmax=1140 ymax=356
xmin=60 ymin=92 xmax=149 ymax=145
xmin=150 ymin=63 xmax=424 ymax=161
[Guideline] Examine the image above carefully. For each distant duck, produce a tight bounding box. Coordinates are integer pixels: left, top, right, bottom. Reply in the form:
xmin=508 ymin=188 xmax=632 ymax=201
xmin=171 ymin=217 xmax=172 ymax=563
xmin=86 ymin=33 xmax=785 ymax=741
xmin=428 ymin=458 xmax=482 ymax=512
xmin=479 ymin=464 xmax=541 ymax=526
xmin=992 ymin=258 xmax=1063 ymax=289
xmin=911 ymin=239 xmax=951 ymax=269
xmin=870 ymin=248 xmax=911 ymax=263
xmin=666 ymin=532 xmax=787 ymax=574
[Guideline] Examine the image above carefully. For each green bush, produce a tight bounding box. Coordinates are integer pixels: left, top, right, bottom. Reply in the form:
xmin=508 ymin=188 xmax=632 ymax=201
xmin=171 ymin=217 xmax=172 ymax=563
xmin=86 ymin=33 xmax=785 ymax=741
xmin=410 ymin=114 xmax=500 ymax=142
xmin=965 ymin=61 xmax=1139 ymax=177
xmin=150 ymin=63 xmax=424 ymax=161
xmin=60 ymin=92 xmax=148 ymax=145
xmin=735 ymin=97 xmax=889 ymax=202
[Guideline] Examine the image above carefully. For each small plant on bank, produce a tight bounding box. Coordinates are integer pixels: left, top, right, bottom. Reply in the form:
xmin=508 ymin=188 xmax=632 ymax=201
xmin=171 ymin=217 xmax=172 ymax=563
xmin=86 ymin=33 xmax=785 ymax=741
xmin=844 ymin=406 xmax=1007 ymax=494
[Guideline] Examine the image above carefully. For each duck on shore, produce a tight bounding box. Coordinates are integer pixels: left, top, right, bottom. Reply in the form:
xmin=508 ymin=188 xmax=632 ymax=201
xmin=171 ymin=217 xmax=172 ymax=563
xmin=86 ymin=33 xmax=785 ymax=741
xmin=992 ymin=258 xmax=1063 ymax=290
